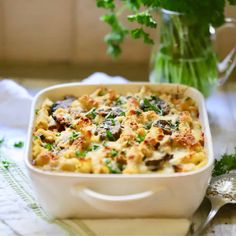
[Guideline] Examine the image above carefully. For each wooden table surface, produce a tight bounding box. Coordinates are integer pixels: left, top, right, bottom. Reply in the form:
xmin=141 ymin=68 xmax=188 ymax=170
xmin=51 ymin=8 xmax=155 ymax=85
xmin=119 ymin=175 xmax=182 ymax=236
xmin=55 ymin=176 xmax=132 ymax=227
xmin=1 ymin=75 xmax=236 ymax=236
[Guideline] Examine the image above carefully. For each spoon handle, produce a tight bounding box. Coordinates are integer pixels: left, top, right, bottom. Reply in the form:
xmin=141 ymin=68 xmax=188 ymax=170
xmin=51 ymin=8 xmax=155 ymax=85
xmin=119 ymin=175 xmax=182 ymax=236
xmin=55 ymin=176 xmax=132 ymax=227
xmin=193 ymin=199 xmax=225 ymax=235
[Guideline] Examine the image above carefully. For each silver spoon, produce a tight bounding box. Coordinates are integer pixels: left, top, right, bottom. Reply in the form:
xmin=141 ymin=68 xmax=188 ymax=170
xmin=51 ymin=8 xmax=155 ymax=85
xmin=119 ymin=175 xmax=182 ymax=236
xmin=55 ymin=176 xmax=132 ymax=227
xmin=193 ymin=173 xmax=236 ymax=235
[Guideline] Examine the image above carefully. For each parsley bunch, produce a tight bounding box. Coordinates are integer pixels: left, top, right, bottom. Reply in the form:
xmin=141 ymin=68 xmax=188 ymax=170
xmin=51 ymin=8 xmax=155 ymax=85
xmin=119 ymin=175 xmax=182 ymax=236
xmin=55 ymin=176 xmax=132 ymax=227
xmin=96 ymin=0 xmax=236 ymax=57
xmin=212 ymin=149 xmax=236 ymax=177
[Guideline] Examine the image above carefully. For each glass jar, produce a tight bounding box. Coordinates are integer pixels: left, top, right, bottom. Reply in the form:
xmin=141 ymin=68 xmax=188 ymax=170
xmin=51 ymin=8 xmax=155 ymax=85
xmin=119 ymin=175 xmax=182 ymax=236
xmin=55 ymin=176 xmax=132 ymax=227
xmin=150 ymin=9 xmax=236 ymax=97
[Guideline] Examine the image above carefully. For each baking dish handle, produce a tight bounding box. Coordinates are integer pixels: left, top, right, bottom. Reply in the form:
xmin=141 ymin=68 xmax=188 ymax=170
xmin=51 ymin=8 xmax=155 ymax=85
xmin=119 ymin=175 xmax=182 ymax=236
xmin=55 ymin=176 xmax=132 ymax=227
xmin=71 ymin=186 xmax=165 ymax=202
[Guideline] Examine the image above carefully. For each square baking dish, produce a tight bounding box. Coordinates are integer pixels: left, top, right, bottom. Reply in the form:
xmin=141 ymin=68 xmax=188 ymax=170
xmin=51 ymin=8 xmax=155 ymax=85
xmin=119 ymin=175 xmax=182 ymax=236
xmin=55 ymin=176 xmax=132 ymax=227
xmin=25 ymin=83 xmax=214 ymax=219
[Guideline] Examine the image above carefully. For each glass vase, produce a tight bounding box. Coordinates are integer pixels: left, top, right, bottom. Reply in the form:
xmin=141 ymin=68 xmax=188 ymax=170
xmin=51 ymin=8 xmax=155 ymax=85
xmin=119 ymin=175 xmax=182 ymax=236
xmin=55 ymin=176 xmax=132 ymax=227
xmin=150 ymin=9 xmax=236 ymax=97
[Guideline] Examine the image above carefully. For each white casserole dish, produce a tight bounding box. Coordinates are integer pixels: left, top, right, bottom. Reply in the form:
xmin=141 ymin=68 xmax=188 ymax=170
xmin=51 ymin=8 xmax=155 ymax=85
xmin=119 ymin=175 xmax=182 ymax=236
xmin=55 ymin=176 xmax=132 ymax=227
xmin=25 ymin=83 xmax=214 ymax=219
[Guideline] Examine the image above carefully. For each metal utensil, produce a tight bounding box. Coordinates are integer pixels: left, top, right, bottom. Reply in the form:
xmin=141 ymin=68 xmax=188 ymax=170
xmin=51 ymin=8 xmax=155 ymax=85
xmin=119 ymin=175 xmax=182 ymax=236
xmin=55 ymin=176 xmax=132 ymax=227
xmin=193 ymin=173 xmax=236 ymax=235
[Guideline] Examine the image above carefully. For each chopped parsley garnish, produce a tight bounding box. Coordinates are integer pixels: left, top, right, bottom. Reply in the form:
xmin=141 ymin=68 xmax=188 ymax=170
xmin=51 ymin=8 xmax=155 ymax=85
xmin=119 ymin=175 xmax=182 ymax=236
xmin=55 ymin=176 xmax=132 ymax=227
xmin=35 ymin=109 xmax=39 ymax=115
xmin=33 ymin=136 xmax=39 ymax=140
xmin=106 ymin=130 xmax=115 ymax=141
xmin=55 ymin=132 xmax=61 ymax=137
xmin=115 ymin=98 xmax=122 ymax=105
xmin=111 ymin=118 xmax=116 ymax=126
xmin=44 ymin=143 xmax=54 ymax=151
xmin=70 ymin=131 xmax=80 ymax=141
xmin=110 ymin=149 xmax=118 ymax=157
xmin=0 ymin=138 xmax=4 ymax=146
xmin=14 ymin=141 xmax=24 ymax=148
xmin=120 ymin=111 xmax=126 ymax=116
xmin=135 ymin=109 xmax=142 ymax=116
xmin=115 ymin=97 xmax=125 ymax=105
xmin=98 ymin=90 xmax=106 ymax=96
xmin=88 ymin=144 xmax=100 ymax=151
xmin=126 ymin=140 xmax=132 ymax=146
xmin=136 ymin=133 xmax=146 ymax=143
xmin=108 ymin=166 xmax=121 ymax=174
xmin=85 ymin=108 xmax=97 ymax=119
xmin=75 ymin=151 xmax=87 ymax=158
xmin=141 ymin=98 xmax=163 ymax=115
xmin=104 ymin=158 xmax=121 ymax=174
xmin=0 ymin=160 xmax=11 ymax=169
xmin=92 ymin=144 xmax=100 ymax=151
xmin=144 ymin=121 xmax=153 ymax=130
xmin=212 ymin=149 xmax=236 ymax=177
xmin=105 ymin=112 xmax=116 ymax=120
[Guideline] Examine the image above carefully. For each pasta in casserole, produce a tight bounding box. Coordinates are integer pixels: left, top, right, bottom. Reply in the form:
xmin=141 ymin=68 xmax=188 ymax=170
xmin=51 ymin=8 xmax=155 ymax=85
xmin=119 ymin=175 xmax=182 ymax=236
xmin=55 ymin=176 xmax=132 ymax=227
xmin=32 ymin=86 xmax=207 ymax=174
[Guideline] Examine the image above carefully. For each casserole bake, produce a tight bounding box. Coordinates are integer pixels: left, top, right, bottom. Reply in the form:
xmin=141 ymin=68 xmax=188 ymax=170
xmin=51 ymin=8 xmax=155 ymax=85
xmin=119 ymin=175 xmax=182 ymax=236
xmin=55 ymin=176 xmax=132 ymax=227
xmin=25 ymin=83 xmax=213 ymax=219
xmin=32 ymin=86 xmax=206 ymax=175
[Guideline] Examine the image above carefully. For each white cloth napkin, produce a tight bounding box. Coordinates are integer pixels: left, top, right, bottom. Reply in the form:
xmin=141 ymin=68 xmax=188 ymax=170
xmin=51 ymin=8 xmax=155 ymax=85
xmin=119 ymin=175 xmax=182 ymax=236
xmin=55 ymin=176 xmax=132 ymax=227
xmin=0 ymin=79 xmax=32 ymax=127
xmin=0 ymin=73 xmax=190 ymax=236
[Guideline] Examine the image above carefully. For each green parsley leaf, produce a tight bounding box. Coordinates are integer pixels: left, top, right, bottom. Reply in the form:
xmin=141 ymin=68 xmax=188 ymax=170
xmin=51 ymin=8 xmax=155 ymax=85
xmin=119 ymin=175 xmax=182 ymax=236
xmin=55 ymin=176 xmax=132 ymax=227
xmin=130 ymin=28 xmax=154 ymax=44
xmin=106 ymin=130 xmax=115 ymax=141
xmin=92 ymin=144 xmax=100 ymax=151
xmin=135 ymin=109 xmax=142 ymax=116
xmin=212 ymin=149 xmax=236 ymax=177
xmin=144 ymin=121 xmax=153 ymax=130
xmin=128 ymin=12 xmax=157 ymax=28
xmin=85 ymin=108 xmax=97 ymax=119
xmin=111 ymin=118 xmax=116 ymax=126
xmin=70 ymin=131 xmax=80 ymax=141
xmin=104 ymin=158 xmax=121 ymax=174
xmin=141 ymin=98 xmax=163 ymax=115
xmin=115 ymin=97 xmax=123 ymax=105
xmin=107 ymin=165 xmax=121 ymax=174
xmin=101 ymin=12 xmax=117 ymax=25
xmin=75 ymin=151 xmax=87 ymax=158
xmin=1 ymin=160 xmax=12 ymax=169
xmin=33 ymin=136 xmax=39 ymax=140
xmin=88 ymin=144 xmax=100 ymax=151
xmin=120 ymin=111 xmax=126 ymax=116
xmin=96 ymin=0 xmax=115 ymax=10
xmin=0 ymin=137 xmax=4 ymax=146
xmin=14 ymin=141 xmax=24 ymax=148
xmin=136 ymin=133 xmax=146 ymax=143
xmin=99 ymin=11 xmax=128 ymax=57
xmin=107 ymin=44 xmax=122 ymax=58
xmin=110 ymin=148 xmax=118 ymax=157
xmin=35 ymin=109 xmax=39 ymax=115
xmin=105 ymin=112 xmax=115 ymax=120
xmin=96 ymin=0 xmax=236 ymax=58
xmin=105 ymin=32 xmax=123 ymax=44
xmin=44 ymin=143 xmax=54 ymax=151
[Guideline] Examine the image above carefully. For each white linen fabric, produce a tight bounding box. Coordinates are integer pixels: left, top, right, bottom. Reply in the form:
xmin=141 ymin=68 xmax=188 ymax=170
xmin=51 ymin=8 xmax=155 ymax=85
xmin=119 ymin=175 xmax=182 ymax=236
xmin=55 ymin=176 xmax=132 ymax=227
xmin=0 ymin=73 xmax=190 ymax=236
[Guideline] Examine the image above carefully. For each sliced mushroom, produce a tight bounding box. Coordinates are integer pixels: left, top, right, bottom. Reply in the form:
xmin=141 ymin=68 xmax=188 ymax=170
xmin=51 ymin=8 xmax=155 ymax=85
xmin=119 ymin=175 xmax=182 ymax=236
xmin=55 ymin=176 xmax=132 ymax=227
xmin=163 ymin=153 xmax=173 ymax=161
xmin=97 ymin=107 xmax=125 ymax=118
xmin=145 ymin=153 xmax=173 ymax=171
xmin=157 ymin=100 xmax=170 ymax=116
xmin=145 ymin=159 xmax=164 ymax=171
xmin=97 ymin=119 xmax=121 ymax=141
xmin=50 ymin=95 xmax=76 ymax=114
xmin=96 ymin=108 xmax=111 ymax=117
xmin=153 ymin=120 xmax=172 ymax=135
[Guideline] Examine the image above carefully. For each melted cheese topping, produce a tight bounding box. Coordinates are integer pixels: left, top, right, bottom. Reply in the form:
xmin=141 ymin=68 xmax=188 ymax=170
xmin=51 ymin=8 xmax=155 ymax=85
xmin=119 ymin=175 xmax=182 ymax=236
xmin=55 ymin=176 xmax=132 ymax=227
xmin=32 ymin=86 xmax=207 ymax=174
